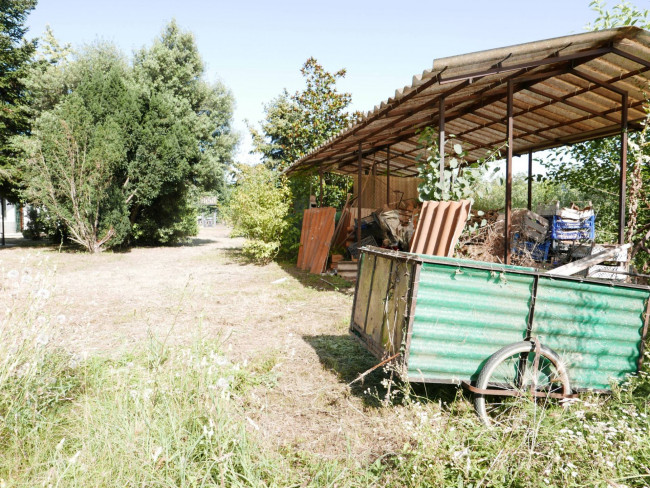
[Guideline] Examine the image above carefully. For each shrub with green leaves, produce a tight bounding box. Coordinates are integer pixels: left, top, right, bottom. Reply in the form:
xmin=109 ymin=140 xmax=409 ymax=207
xmin=223 ymin=165 xmax=292 ymax=264
xmin=416 ymin=126 xmax=504 ymax=202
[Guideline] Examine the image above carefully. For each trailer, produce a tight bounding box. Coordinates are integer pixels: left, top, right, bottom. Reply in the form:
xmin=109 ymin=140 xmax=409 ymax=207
xmin=350 ymin=246 xmax=650 ymax=427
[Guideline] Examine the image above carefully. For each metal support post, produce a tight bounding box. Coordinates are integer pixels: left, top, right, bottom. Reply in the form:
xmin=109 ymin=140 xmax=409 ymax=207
xmin=527 ymin=150 xmax=533 ymax=211
xmin=619 ymin=92 xmax=628 ymax=244
xmin=439 ymin=97 xmax=446 ymax=195
xmin=386 ymin=146 xmax=391 ymax=205
xmin=319 ymin=168 xmax=324 ymax=207
xmin=505 ymin=81 xmax=514 ymax=264
xmin=357 ymin=143 xmax=362 ymax=246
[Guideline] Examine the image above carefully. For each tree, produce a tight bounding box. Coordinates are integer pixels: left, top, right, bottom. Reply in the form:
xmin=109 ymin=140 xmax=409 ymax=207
xmin=19 ymin=23 xmax=238 ymax=251
xmin=222 ymin=164 xmax=291 ymax=264
xmin=131 ymin=20 xmax=238 ymax=244
xmin=19 ymin=45 xmax=139 ymax=252
xmin=0 ymin=0 xmax=37 ymax=200
xmin=250 ymin=58 xmax=354 ymax=210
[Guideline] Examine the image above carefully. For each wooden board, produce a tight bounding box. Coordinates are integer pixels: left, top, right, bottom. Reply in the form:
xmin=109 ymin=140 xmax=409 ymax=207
xmin=353 ymin=254 xmax=376 ymax=330
xmin=382 ymin=260 xmax=413 ymax=355
xmin=365 ymin=257 xmax=394 ymax=344
xmin=354 ymin=175 xmax=422 ymax=209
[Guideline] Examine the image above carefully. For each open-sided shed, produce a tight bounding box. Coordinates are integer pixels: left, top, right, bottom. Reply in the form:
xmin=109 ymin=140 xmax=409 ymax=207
xmin=285 ymin=27 xmax=650 ymax=263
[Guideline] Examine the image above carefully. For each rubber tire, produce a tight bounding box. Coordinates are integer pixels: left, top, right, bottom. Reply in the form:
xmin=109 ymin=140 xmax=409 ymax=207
xmin=474 ymin=340 xmax=571 ymax=428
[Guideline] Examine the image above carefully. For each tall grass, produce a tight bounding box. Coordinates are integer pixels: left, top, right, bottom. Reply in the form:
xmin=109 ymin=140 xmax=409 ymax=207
xmin=2 ymin=259 xmax=649 ymax=487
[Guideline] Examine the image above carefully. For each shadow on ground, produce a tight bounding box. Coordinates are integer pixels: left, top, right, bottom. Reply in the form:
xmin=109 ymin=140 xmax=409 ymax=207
xmin=278 ymin=260 xmax=354 ymax=295
xmin=304 ymin=333 xmax=459 ymax=408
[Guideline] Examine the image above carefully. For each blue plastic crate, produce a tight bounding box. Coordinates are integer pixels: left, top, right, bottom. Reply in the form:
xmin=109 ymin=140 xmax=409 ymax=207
xmin=550 ymin=215 xmax=595 ymax=240
xmin=512 ymin=233 xmax=551 ymax=262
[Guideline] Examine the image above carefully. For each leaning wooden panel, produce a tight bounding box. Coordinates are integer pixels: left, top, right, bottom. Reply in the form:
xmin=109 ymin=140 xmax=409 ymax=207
xmin=382 ymin=260 xmax=414 ymax=355
xmin=364 ymin=256 xmax=394 ymax=345
xmin=352 ymin=254 xmax=377 ymax=338
xmin=296 ymin=209 xmax=311 ymax=269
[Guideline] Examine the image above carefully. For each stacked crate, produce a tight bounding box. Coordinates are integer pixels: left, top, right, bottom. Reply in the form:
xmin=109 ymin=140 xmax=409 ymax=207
xmin=537 ymin=202 xmax=596 ymax=262
xmin=511 ymin=210 xmax=551 ymax=262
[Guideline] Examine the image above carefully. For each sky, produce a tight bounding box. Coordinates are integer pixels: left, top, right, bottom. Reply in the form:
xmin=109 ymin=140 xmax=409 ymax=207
xmin=25 ymin=0 xmax=650 ymax=173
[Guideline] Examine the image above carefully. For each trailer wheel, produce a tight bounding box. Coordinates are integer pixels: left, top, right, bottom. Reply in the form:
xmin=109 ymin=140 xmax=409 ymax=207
xmin=474 ymin=341 xmax=571 ymax=429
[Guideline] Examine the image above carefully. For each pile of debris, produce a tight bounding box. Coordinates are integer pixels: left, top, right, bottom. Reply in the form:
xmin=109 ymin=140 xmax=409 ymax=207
xmin=297 ymin=196 xmax=630 ymax=283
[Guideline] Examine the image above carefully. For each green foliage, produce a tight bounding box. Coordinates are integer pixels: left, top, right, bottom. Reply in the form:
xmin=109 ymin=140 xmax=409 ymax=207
xmin=19 ymin=46 xmax=137 ymax=252
xmin=251 ymin=58 xmax=353 ymax=213
xmin=130 ymin=20 xmax=238 ymax=244
xmin=416 ymin=127 xmax=505 ymax=202
xmin=18 ymin=22 xmax=237 ymax=251
xmin=250 ymin=58 xmax=355 ymax=259
xmin=586 ymin=0 xmax=649 ymax=29
xmin=251 ymin=58 xmax=352 ymax=173
xmin=222 ymin=165 xmax=292 ymax=264
xmin=0 ymin=0 xmax=37 ymax=199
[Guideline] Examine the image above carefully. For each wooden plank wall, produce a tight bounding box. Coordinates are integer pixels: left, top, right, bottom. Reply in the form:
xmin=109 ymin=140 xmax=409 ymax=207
xmin=351 ymin=252 xmax=416 ymax=358
xmin=353 ymin=175 xmax=422 ymax=209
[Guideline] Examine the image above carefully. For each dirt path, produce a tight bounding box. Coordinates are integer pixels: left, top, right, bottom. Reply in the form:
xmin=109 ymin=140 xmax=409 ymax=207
xmin=0 ymin=226 xmax=409 ymax=461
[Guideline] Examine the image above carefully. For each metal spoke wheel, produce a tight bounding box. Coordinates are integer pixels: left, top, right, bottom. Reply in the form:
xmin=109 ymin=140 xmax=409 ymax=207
xmin=474 ymin=341 xmax=571 ymax=429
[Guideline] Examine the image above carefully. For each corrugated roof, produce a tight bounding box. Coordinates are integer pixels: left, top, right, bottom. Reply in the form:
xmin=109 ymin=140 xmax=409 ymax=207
xmin=285 ymin=27 xmax=650 ymax=178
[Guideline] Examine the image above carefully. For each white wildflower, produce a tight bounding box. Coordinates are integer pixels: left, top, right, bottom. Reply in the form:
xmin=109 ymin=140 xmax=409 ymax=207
xmin=152 ymin=446 xmax=163 ymax=462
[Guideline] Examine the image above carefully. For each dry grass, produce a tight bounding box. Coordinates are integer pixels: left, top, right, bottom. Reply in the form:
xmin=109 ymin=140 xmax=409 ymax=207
xmin=0 ymin=226 xmax=409 ymax=462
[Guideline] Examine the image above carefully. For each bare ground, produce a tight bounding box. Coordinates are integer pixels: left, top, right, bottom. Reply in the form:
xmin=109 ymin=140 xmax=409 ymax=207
xmin=0 ymin=226 xmax=415 ymax=461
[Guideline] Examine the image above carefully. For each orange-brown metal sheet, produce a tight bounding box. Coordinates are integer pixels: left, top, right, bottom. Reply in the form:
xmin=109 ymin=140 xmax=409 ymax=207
xmin=410 ymin=200 xmax=472 ymax=256
xmin=297 ymin=207 xmax=336 ymax=274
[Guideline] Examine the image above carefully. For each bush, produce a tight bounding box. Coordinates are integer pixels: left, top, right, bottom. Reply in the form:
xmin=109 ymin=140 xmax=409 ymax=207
xmin=222 ymin=165 xmax=291 ymax=264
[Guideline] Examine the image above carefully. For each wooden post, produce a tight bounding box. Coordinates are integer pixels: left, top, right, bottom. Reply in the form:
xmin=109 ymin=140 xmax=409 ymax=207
xmin=357 ymin=143 xmax=362 ymax=246
xmin=386 ymin=146 xmax=391 ymax=206
xmin=527 ymin=150 xmax=533 ymax=211
xmin=505 ymin=81 xmax=514 ymax=265
xmin=439 ymin=97 xmax=445 ymax=194
xmin=619 ymin=92 xmax=628 ymax=244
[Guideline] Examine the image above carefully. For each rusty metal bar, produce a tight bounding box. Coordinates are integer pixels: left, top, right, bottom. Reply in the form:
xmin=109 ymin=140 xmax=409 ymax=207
xmin=386 ymin=146 xmax=391 ymax=204
xmin=569 ymin=68 xmax=627 ymax=96
xmin=619 ymin=92 xmax=628 ymax=244
xmin=527 ymin=150 xmax=533 ymax=211
xmin=505 ymin=80 xmax=514 ymax=265
xmin=461 ymin=381 xmax=580 ymax=399
xmin=357 ymin=143 xmax=362 ymax=246
xmin=319 ymin=168 xmax=324 ymax=207
xmin=439 ymin=97 xmax=446 ymax=194
xmin=439 ymin=46 xmax=612 ymax=84
xmin=611 ymin=47 xmax=650 ymax=69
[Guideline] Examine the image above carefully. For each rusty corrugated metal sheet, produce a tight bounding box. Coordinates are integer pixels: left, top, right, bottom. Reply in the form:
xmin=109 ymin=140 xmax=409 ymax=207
xmin=409 ymin=200 xmax=471 ymax=256
xmin=531 ymin=278 xmax=649 ymax=390
xmin=285 ymin=27 xmax=650 ymax=179
xmin=297 ymin=207 xmax=336 ymax=274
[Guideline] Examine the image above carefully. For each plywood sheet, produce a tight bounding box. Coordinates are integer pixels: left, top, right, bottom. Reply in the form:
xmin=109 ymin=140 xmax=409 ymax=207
xmin=354 ymin=175 xmax=422 ymax=209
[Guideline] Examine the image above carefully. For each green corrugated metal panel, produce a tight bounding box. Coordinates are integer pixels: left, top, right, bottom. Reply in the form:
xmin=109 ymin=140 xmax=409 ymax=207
xmin=532 ymin=278 xmax=649 ymax=390
xmin=407 ymin=262 xmax=534 ymax=383
xmin=412 ymin=253 xmax=536 ymax=272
